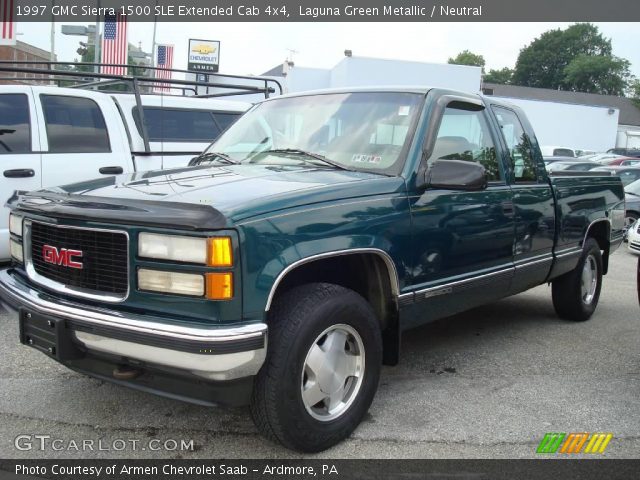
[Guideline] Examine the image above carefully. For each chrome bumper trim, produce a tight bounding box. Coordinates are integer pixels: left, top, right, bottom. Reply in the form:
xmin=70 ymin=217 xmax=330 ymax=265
xmin=0 ymin=269 xmax=267 ymax=381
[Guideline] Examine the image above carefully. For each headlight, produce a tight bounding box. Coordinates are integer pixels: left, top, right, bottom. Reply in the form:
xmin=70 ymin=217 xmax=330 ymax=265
xmin=9 ymin=214 xmax=23 ymax=237
xmin=138 ymin=233 xmax=233 ymax=266
xmin=10 ymin=239 xmax=23 ymax=263
xmin=138 ymin=269 xmax=205 ymax=297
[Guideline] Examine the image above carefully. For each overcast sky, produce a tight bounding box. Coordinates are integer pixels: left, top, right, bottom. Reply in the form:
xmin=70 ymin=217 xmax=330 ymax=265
xmin=17 ymin=22 xmax=640 ymax=78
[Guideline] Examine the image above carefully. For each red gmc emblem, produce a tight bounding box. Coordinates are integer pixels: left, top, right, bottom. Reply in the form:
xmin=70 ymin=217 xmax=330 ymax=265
xmin=42 ymin=245 xmax=83 ymax=269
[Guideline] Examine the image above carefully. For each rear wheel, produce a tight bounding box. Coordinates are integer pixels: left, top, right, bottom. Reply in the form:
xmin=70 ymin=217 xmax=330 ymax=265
xmin=250 ymin=283 xmax=382 ymax=452
xmin=552 ymin=238 xmax=603 ymax=321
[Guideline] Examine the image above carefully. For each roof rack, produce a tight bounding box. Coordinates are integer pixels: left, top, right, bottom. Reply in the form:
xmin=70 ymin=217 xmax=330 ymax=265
xmin=0 ymin=60 xmax=282 ymax=97
xmin=0 ymin=60 xmax=283 ymax=153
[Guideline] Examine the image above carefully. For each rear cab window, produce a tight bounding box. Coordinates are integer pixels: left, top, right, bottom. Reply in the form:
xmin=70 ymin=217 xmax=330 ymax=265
xmin=0 ymin=94 xmax=31 ymax=154
xmin=40 ymin=95 xmax=110 ymax=153
xmin=492 ymin=106 xmax=540 ymax=183
xmin=133 ymin=107 xmax=241 ymax=142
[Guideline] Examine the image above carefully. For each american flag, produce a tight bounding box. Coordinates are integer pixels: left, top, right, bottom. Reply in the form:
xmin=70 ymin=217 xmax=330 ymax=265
xmin=0 ymin=0 xmax=16 ymax=46
xmin=154 ymin=44 xmax=174 ymax=93
xmin=100 ymin=14 xmax=128 ymax=75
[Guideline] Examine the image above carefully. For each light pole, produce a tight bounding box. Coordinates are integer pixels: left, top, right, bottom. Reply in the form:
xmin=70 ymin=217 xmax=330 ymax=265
xmin=61 ymin=25 xmax=97 ymax=64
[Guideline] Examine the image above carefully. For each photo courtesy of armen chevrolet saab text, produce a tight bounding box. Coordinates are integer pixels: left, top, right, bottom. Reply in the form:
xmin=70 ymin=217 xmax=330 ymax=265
xmin=0 ymin=85 xmax=625 ymax=452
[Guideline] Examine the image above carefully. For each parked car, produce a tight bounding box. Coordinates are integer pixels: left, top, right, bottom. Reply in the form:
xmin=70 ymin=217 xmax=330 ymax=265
xmin=604 ymin=157 xmax=640 ymax=167
xmin=608 ymin=148 xmax=640 ymax=158
xmin=546 ymin=161 xmax=600 ymax=173
xmin=580 ymin=153 xmax=627 ymax=163
xmin=540 ymin=146 xmax=576 ymax=157
xmin=0 ymin=88 xmax=625 ymax=452
xmin=590 ymin=166 xmax=640 ymax=186
xmin=624 ymin=179 xmax=640 ymax=232
xmin=0 ymin=86 xmax=250 ymax=261
xmin=544 ymin=156 xmax=594 ymax=165
xmin=574 ymin=149 xmax=596 ymax=157
xmin=628 ymin=221 xmax=640 ymax=254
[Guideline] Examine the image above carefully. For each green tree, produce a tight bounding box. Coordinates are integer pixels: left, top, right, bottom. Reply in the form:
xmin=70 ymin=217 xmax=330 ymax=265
xmin=563 ymin=54 xmax=631 ymax=95
xmin=448 ymin=50 xmax=486 ymax=69
xmin=484 ymin=67 xmax=514 ymax=85
xmin=77 ymin=46 xmax=144 ymax=75
xmin=512 ymin=23 xmax=630 ymax=94
xmin=630 ymin=79 xmax=640 ymax=108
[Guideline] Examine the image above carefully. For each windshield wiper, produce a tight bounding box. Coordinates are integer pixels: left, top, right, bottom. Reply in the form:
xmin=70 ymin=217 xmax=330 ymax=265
xmin=626 ymin=190 xmax=639 ymax=197
xmin=257 ymin=148 xmax=353 ymax=171
xmin=189 ymin=152 xmax=239 ymax=166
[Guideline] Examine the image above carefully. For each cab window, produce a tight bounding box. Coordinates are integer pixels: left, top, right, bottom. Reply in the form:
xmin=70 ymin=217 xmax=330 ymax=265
xmin=431 ymin=103 xmax=501 ymax=181
xmin=0 ymin=94 xmax=31 ymax=154
xmin=41 ymin=95 xmax=110 ymax=153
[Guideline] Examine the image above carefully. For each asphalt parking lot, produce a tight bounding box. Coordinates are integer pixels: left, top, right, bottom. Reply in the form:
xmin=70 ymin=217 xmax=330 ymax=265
xmin=1 ymin=248 xmax=638 ymax=459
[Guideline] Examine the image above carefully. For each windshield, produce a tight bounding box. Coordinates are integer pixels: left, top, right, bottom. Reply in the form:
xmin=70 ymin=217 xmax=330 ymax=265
xmin=626 ymin=178 xmax=640 ymax=195
xmin=202 ymin=92 xmax=424 ymax=175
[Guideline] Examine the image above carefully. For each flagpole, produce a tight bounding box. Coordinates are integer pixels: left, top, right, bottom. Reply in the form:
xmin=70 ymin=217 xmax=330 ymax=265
xmin=50 ymin=1 xmax=55 ymax=61
xmin=93 ymin=0 xmax=101 ymax=73
xmin=151 ymin=0 xmax=158 ymax=69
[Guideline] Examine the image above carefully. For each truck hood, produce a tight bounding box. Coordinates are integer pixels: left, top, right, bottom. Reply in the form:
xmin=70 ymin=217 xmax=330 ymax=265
xmin=10 ymin=164 xmax=405 ymax=230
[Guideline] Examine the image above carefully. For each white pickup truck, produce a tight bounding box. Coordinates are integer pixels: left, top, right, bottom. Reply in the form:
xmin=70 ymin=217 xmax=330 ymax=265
xmin=0 ymin=85 xmax=250 ymax=260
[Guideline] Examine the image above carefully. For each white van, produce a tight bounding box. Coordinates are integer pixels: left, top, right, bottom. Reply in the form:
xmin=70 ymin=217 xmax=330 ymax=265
xmin=0 ymin=85 xmax=249 ymax=260
xmin=540 ymin=146 xmax=577 ymax=158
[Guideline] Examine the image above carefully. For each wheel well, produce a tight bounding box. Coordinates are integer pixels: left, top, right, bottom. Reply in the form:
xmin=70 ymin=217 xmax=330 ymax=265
xmin=268 ymin=253 xmax=400 ymax=365
xmin=585 ymin=220 xmax=610 ymax=274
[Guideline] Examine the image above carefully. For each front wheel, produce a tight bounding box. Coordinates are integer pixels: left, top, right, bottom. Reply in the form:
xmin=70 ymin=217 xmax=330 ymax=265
xmin=552 ymin=238 xmax=603 ymax=321
xmin=250 ymin=283 xmax=382 ymax=452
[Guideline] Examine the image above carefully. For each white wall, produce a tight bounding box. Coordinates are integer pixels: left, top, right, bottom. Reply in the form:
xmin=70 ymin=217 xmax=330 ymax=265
xmin=286 ymin=67 xmax=332 ymax=93
xmin=494 ymin=97 xmax=620 ymax=152
xmin=285 ymin=56 xmax=481 ymax=94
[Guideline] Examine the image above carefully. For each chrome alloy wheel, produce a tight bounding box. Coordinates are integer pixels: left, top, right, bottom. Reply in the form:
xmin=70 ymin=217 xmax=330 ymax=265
xmin=581 ymin=254 xmax=598 ymax=305
xmin=300 ymin=324 xmax=365 ymax=422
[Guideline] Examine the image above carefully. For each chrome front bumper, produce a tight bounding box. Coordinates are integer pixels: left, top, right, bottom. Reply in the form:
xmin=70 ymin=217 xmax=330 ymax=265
xmin=0 ymin=269 xmax=267 ymax=381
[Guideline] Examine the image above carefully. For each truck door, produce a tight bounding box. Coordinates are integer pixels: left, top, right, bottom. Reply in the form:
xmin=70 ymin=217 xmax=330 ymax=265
xmin=490 ymin=105 xmax=556 ymax=293
xmin=0 ymin=90 xmax=42 ymax=260
xmin=33 ymin=89 xmax=133 ymax=188
xmin=406 ymin=98 xmax=514 ymax=327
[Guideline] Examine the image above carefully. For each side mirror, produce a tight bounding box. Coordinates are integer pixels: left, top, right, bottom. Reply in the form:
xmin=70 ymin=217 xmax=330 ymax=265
xmin=425 ymin=159 xmax=488 ymax=191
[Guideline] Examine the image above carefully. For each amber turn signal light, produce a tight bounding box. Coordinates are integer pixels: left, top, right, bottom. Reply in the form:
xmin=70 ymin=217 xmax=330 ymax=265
xmin=206 ymin=272 xmax=233 ymax=300
xmin=207 ymin=237 xmax=233 ymax=267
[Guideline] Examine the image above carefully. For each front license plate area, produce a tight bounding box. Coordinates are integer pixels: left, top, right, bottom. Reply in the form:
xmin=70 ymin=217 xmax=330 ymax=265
xmin=19 ymin=308 xmax=83 ymax=361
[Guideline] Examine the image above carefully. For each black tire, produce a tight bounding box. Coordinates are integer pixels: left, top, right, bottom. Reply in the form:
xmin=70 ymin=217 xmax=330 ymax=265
xmin=552 ymin=238 xmax=603 ymax=322
xmin=250 ymin=282 xmax=382 ymax=452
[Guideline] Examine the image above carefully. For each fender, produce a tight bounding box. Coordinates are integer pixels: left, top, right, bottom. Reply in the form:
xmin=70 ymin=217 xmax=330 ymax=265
xmin=265 ymin=248 xmax=400 ymax=311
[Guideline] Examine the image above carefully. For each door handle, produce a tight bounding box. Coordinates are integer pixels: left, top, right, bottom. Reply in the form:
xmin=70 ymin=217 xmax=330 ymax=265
xmin=501 ymin=201 xmax=515 ymax=217
xmin=99 ymin=166 xmax=124 ymax=175
xmin=3 ymin=168 xmax=35 ymax=178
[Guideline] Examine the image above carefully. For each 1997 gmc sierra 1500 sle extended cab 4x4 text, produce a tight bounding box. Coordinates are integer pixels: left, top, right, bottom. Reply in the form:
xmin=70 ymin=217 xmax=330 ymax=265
xmin=0 ymin=87 xmax=625 ymax=452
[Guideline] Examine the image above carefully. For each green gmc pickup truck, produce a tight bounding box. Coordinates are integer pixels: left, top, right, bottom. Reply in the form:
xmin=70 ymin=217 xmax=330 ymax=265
xmin=0 ymin=87 xmax=625 ymax=452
